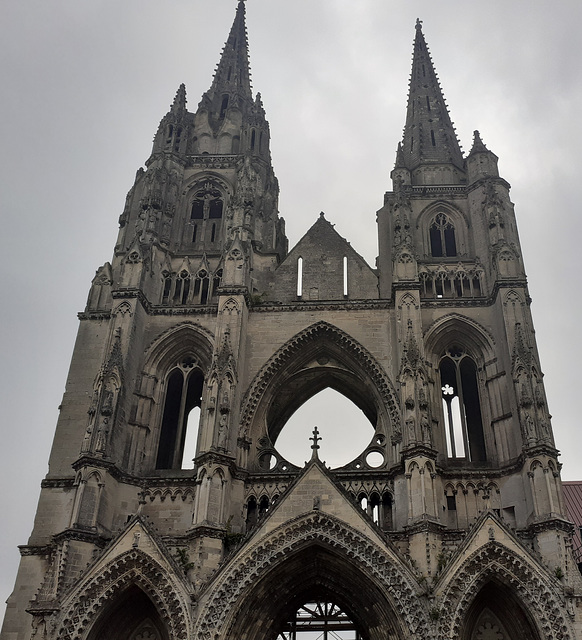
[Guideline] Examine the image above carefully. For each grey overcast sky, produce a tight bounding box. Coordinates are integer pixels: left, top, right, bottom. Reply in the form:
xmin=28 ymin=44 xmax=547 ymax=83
xmin=1 ymin=0 xmax=582 ymax=619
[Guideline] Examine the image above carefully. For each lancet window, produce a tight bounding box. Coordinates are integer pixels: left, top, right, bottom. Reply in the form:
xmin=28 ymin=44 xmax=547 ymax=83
xmin=190 ymin=186 xmax=224 ymax=246
xmin=439 ymin=347 xmax=486 ymax=462
xmin=160 ymin=267 xmax=222 ymax=306
xmin=430 ymin=212 xmax=457 ymax=257
xmin=156 ymin=357 xmax=204 ymax=470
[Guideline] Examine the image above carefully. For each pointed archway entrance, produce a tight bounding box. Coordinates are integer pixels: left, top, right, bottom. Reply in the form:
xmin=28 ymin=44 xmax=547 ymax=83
xmin=225 ymin=543 xmax=406 ymax=640
xmin=86 ymin=585 xmax=169 ymax=640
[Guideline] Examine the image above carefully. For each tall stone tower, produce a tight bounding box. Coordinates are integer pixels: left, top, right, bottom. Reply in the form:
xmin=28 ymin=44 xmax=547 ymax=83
xmin=2 ymin=7 xmax=581 ymax=640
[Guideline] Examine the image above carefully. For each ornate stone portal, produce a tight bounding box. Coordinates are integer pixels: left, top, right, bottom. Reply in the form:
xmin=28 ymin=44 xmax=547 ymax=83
xmin=1 ymin=4 xmax=581 ymax=640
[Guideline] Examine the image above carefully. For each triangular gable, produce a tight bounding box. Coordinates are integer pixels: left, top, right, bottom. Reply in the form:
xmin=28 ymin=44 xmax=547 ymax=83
xmin=434 ymin=511 xmax=544 ymax=590
xmin=249 ymin=460 xmax=387 ymax=548
xmin=273 ymin=214 xmax=378 ymax=302
xmin=66 ymin=516 xmax=186 ymax=595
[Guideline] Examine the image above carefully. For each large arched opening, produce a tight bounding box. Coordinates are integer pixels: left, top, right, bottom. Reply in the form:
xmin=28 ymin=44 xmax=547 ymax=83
xmin=226 ymin=544 xmax=406 ymax=640
xmin=461 ymin=581 xmax=541 ymax=640
xmin=86 ymin=585 xmax=169 ymax=640
xmin=240 ymin=322 xmax=402 ymax=470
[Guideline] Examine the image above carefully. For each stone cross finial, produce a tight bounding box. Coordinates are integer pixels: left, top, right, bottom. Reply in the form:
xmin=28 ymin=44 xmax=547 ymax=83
xmin=310 ymin=426 xmax=321 ymax=460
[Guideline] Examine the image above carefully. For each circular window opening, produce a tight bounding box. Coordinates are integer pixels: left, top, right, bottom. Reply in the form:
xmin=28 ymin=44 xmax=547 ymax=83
xmin=365 ymin=451 xmax=384 ymax=468
xmin=259 ymin=452 xmax=277 ymax=470
xmin=274 ymin=388 xmax=374 ymax=469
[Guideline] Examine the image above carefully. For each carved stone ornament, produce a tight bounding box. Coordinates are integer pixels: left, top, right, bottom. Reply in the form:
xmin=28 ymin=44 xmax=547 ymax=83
xmin=195 ymin=512 xmax=430 ymax=640
xmin=438 ymin=541 xmax=572 ymax=640
xmin=239 ymin=321 xmax=401 ymax=438
xmin=55 ymin=550 xmax=191 ymax=640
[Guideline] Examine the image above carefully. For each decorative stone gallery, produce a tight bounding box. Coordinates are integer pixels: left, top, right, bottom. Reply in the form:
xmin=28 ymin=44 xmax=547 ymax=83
xmin=2 ymin=4 xmax=581 ymax=640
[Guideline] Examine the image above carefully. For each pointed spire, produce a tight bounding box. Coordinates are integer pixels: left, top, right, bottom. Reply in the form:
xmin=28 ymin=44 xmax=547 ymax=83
xmin=468 ymin=130 xmax=488 ymax=155
xmin=171 ymin=83 xmax=187 ymax=114
xmin=204 ymin=0 xmax=253 ymax=109
xmin=400 ymin=20 xmax=464 ymax=174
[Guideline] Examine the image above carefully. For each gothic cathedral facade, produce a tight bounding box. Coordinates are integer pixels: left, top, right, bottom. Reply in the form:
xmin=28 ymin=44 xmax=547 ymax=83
xmin=2 ymin=5 xmax=581 ymax=640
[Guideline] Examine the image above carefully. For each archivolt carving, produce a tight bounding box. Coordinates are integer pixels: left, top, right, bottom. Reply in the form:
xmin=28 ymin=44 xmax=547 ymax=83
xmin=239 ymin=321 xmax=401 ymax=435
xmin=423 ymin=313 xmax=496 ymax=362
xmin=438 ymin=542 xmax=571 ymax=640
xmin=195 ymin=512 xmax=430 ymax=640
xmin=141 ymin=322 xmax=214 ymax=374
xmin=55 ymin=549 xmax=190 ymax=640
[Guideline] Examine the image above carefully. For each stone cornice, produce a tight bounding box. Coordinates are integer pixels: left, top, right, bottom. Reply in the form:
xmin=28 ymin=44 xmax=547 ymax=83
xmin=251 ymin=299 xmax=393 ymax=313
xmin=53 ymin=527 xmax=110 ymax=548
xmin=19 ymin=544 xmax=53 ymax=557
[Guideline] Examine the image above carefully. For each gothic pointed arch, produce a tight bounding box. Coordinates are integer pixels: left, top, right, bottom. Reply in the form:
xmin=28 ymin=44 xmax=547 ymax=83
xmin=418 ymin=200 xmax=470 ymax=258
xmin=424 ymin=314 xmax=497 ymax=462
xmin=239 ymin=321 xmax=401 ymax=455
xmin=195 ymin=512 xmax=430 ymax=640
xmin=438 ymin=541 xmax=572 ymax=640
xmin=134 ymin=323 xmax=214 ymax=470
xmin=55 ymin=549 xmax=191 ymax=640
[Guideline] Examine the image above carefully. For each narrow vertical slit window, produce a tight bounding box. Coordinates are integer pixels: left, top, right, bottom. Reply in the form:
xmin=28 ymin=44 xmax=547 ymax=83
xmin=431 ymin=130 xmax=436 ymax=146
xmin=297 ymin=257 xmax=303 ymax=297
xmin=343 ymin=256 xmax=348 ymax=297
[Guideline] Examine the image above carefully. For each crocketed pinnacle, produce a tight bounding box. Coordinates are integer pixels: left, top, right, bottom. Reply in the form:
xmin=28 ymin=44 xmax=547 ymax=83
xmin=468 ymin=130 xmax=489 ymax=156
xmin=400 ymin=19 xmax=464 ymax=171
xmin=206 ymin=0 xmax=253 ymax=104
xmin=170 ymin=83 xmax=187 ymax=114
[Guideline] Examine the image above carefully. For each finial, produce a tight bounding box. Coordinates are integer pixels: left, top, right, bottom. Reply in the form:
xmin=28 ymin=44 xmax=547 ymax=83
xmin=319 ymin=211 xmax=325 ymax=219
xmin=415 ymin=18 xmax=423 ymax=31
xmin=310 ymin=427 xmax=321 ymax=461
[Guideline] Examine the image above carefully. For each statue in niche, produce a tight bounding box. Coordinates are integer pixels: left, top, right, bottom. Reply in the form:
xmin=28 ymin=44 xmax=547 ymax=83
xmin=406 ymin=417 xmax=416 ymax=443
xmin=420 ymin=412 xmax=431 ymax=444
xmin=216 ymin=412 xmax=229 ymax=450
xmin=523 ymin=411 xmax=536 ymax=441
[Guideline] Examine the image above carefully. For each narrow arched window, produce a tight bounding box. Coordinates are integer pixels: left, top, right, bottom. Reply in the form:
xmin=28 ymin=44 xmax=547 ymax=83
xmin=220 ymin=95 xmax=229 ymax=119
xmin=212 ymin=268 xmax=223 ymax=299
xmin=161 ymin=272 xmax=172 ymax=305
xmin=189 ymin=186 xmax=224 ymax=245
xmin=193 ymin=269 xmax=210 ymax=305
xmin=440 ymin=347 xmax=486 ymax=462
xmin=156 ymin=364 xmax=204 ymax=470
xmin=250 ymin=129 xmax=256 ymax=150
xmin=430 ymin=212 xmax=457 ymax=257
xmin=297 ymin=257 xmax=303 ymax=297
xmin=246 ymin=496 xmax=257 ymax=531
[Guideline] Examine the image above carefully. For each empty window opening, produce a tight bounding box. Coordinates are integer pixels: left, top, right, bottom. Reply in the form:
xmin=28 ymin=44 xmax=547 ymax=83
xmin=259 ymin=131 xmax=264 ymax=153
xmin=211 ymin=223 xmax=216 ymax=243
xmin=297 ymin=257 xmax=303 ymax=297
xmin=422 ymin=64 xmax=426 ymax=77
xmin=440 ymin=349 xmax=486 ymax=462
xmin=212 ymin=269 xmax=223 ymax=298
xmin=426 ymin=96 xmax=431 ymax=111
xmin=227 ymin=67 xmax=232 ymax=82
xmin=446 ymin=494 xmax=457 ymax=511
xmin=162 ymin=273 xmax=172 ymax=305
xmin=192 ymin=223 xmax=198 ymax=243
xmin=275 ymin=388 xmax=374 ymax=469
xmin=278 ymin=600 xmax=361 ymax=640
xmin=220 ymin=95 xmax=229 ymax=119
xmin=430 ymin=212 xmax=457 ymax=257
xmin=191 ymin=200 xmax=204 ymax=220
xmin=259 ymin=495 xmax=270 ymax=515
xmin=246 ymin=496 xmax=257 ymax=531
xmin=343 ymin=256 xmax=348 ymax=297
xmin=431 ymin=130 xmax=436 ymax=146
xmin=209 ymin=199 xmax=223 ymax=219
xmin=156 ymin=367 xmax=204 ymax=469
xmin=250 ymin=129 xmax=256 ymax=150
xmin=181 ymin=406 xmax=200 ymax=468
